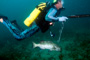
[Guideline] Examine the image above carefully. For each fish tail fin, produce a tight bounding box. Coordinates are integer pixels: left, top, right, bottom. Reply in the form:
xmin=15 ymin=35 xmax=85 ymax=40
xmin=32 ymin=42 xmax=37 ymax=48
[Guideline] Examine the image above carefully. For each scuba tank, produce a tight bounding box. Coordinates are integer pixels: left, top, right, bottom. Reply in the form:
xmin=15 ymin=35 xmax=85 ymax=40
xmin=24 ymin=3 xmax=47 ymax=27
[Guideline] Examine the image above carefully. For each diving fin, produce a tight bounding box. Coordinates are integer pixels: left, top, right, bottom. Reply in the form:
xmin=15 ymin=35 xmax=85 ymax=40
xmin=0 ymin=15 xmax=8 ymax=20
xmin=11 ymin=20 xmax=17 ymax=24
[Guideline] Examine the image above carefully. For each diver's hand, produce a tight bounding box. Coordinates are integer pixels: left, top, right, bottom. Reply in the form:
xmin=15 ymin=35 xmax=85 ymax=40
xmin=58 ymin=16 xmax=68 ymax=22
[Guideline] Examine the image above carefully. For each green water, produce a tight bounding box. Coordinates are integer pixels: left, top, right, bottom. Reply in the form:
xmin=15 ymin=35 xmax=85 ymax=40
xmin=0 ymin=0 xmax=90 ymax=60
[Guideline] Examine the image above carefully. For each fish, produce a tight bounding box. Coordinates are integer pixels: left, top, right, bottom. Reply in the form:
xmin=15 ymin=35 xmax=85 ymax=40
xmin=32 ymin=41 xmax=61 ymax=51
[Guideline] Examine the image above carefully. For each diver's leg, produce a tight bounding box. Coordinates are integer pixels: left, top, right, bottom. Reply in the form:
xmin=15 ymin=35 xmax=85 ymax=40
xmin=0 ymin=17 xmax=25 ymax=40
xmin=20 ymin=22 xmax=40 ymax=38
xmin=0 ymin=17 xmax=39 ymax=40
xmin=11 ymin=20 xmax=24 ymax=31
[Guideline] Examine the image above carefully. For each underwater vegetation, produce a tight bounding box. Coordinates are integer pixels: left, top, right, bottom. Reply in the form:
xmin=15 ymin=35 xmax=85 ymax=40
xmin=0 ymin=31 xmax=90 ymax=60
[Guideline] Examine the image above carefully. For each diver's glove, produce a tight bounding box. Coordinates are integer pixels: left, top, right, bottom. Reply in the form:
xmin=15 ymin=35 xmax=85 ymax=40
xmin=58 ymin=16 xmax=68 ymax=22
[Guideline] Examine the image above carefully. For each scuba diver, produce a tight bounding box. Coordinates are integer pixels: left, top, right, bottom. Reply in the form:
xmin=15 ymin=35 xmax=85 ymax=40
xmin=0 ymin=0 xmax=68 ymax=40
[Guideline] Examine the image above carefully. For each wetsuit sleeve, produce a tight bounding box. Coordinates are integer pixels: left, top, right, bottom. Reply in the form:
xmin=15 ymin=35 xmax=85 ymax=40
xmin=45 ymin=8 xmax=59 ymax=22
